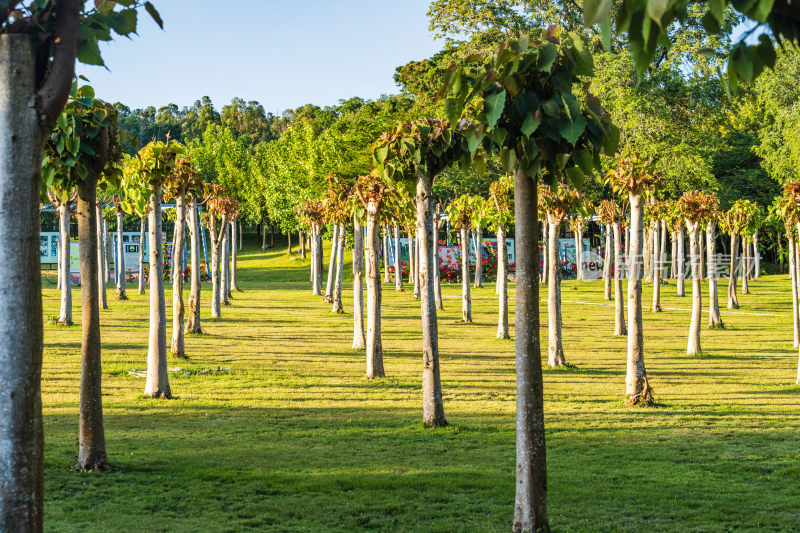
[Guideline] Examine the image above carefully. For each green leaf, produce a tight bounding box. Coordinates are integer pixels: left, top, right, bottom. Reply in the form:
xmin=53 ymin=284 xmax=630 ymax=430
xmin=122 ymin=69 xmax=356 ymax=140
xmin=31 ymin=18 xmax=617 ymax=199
xmin=583 ymin=0 xmax=611 ymax=26
xmin=599 ymin=13 xmax=612 ymax=51
xmin=537 ymin=43 xmax=558 ymax=73
xmin=109 ymin=8 xmax=137 ymax=35
xmin=144 ymin=2 xmax=163 ymax=29
xmin=374 ymin=145 xmax=388 ymax=165
xmin=731 ymin=43 xmax=754 ymax=82
xmin=500 ymin=147 xmax=517 ymax=173
xmin=521 ymin=109 xmax=542 ymax=138
xmin=559 ymin=116 xmax=587 ymax=145
xmin=565 ymin=166 xmax=584 ymax=188
xmin=603 ymin=124 xmax=620 ymax=154
xmin=709 ymin=0 xmax=724 ymax=22
xmin=484 ymin=90 xmax=506 ymax=129
xmin=646 ymin=0 xmax=668 ymax=25
xmin=444 ymin=97 xmax=462 ymax=126
xmin=77 ymin=40 xmax=104 ymax=66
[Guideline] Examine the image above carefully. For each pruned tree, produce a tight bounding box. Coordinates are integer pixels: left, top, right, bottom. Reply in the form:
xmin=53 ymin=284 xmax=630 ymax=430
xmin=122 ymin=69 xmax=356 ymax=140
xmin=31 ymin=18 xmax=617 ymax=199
xmin=299 ymin=199 xmax=326 ymax=296
xmin=679 ymin=190 xmax=719 ymax=355
xmin=443 ymin=28 xmax=617 ymax=531
xmin=203 ymin=185 xmax=236 ymax=319
xmin=488 ymin=176 xmax=514 ymax=339
xmin=43 ymin=86 xmax=124 ymax=472
xmin=373 ymin=118 xmax=473 ymax=428
xmin=597 ymin=198 xmax=626 ymax=335
xmin=322 ymin=174 xmax=352 ymax=314
xmin=607 ymin=152 xmax=660 ymax=406
xmin=163 ymin=150 xmax=204 ymax=359
xmin=447 ymin=194 xmax=476 ymax=323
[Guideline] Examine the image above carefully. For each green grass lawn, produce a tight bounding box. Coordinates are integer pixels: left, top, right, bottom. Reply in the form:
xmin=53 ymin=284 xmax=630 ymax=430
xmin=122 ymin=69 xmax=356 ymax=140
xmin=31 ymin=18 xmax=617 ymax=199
xmin=41 ymin=237 xmax=800 ymax=532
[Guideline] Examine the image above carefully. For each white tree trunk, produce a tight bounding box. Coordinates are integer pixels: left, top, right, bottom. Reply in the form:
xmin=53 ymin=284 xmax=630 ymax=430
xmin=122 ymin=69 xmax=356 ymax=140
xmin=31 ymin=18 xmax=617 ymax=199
xmin=96 ymin=203 xmax=108 ymax=310
xmin=0 ymin=35 xmax=45 ymax=529
xmin=497 ymin=226 xmax=509 ymax=339
xmin=382 ymin=226 xmax=391 ymax=283
xmin=541 ymin=220 xmax=548 ymax=284
xmin=433 ymin=212 xmax=444 ymax=310
xmin=651 ymin=222 xmax=662 ymax=312
xmin=231 ymin=218 xmax=239 ymax=291
xmin=58 ymin=204 xmax=73 ymax=325
xmin=707 ymin=222 xmax=722 ymax=327
xmin=186 ymin=199 xmax=202 ymax=333
xmin=742 ymin=237 xmax=751 ymax=294
xmin=614 ymin=221 xmax=626 ymax=335
xmin=210 ymin=219 xmax=224 ymax=319
xmin=677 ymin=228 xmax=685 ymax=296
xmin=474 ymin=224 xmax=483 ymax=288
xmin=115 ymin=210 xmax=127 ymax=299
xmin=220 ymin=227 xmax=229 ymax=305
xmin=352 ymin=219 xmax=365 ymax=349
xmin=547 ymin=216 xmax=566 ymax=367
xmin=413 ymin=228 xmax=421 ymax=299
xmin=604 ymin=223 xmax=612 ymax=300
xmin=624 ymin=223 xmax=630 ymax=279
xmin=394 ymin=225 xmax=403 ymax=291
xmin=753 ymin=230 xmax=760 ymax=280
xmin=728 ymin=233 xmax=739 ymax=309
xmin=625 ymin=192 xmax=653 ymax=405
xmin=170 ymin=195 xmax=186 ymax=358
xmin=365 ymin=213 xmax=385 ymax=378
xmin=138 ymin=216 xmax=146 ymax=294
xmin=103 ymin=217 xmax=110 ymax=284
xmin=687 ymin=223 xmax=702 ymax=355
xmin=325 ymin=224 xmax=339 ymax=302
xmin=332 ymin=223 xmax=345 ymax=313
xmin=575 ymin=226 xmax=583 ymax=281
xmin=660 ymin=220 xmax=667 ymax=279
xmin=792 ymin=237 xmax=799 ymax=347
xmin=460 ymin=226 xmax=472 ymax=322
xmin=670 ymin=230 xmax=677 ymax=279
xmin=144 ymin=187 xmax=171 ymax=398
xmin=644 ymin=226 xmax=653 ymax=282
xmin=417 ymin=173 xmax=447 ymax=427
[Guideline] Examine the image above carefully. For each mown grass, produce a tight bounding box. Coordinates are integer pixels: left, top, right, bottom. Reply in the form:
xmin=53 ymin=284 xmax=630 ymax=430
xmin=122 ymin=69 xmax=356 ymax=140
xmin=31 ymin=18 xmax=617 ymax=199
xmin=41 ymin=236 xmax=800 ymax=532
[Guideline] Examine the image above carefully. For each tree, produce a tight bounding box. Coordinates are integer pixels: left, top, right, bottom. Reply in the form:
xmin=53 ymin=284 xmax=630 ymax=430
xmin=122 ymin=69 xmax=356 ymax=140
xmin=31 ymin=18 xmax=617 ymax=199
xmin=0 ymin=2 xmax=160 ymax=526
xmin=373 ymin=118 xmax=474 ymax=428
xmin=487 ymin=176 xmax=514 ymax=339
xmin=43 ymin=86 xmax=124 ymax=472
xmin=443 ymin=29 xmax=617 ymax=531
xmin=46 ymin=188 xmax=76 ymax=325
xmin=299 ymin=199 xmax=326 ymax=296
xmin=723 ymin=199 xmax=756 ymax=309
xmin=126 ymin=140 xmax=177 ymax=398
xmin=163 ymin=150 xmax=203 ymax=359
xmin=203 ymin=186 xmax=235 ymax=319
xmin=322 ymin=175 xmax=352 ymax=314
xmin=607 ymin=153 xmax=659 ymax=406
xmin=539 ymin=183 xmax=585 ymax=367
xmin=598 ymin=199 xmax=626 ymax=335
xmin=679 ymin=190 xmax=719 ymax=355
xmin=354 ymin=173 xmax=397 ymax=379
xmin=447 ymin=195 xmax=476 ymax=323
xmin=644 ymin=200 xmax=672 ymax=312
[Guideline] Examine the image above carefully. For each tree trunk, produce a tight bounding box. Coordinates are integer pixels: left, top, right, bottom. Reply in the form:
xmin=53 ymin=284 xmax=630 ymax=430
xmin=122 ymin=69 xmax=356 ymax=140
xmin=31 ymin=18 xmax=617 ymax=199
xmin=651 ymin=222 xmax=662 ymax=312
xmin=614 ymin=221 xmax=627 ymax=336
xmin=753 ymin=230 xmax=760 ymax=279
xmin=270 ymin=225 xmax=275 ymax=247
xmin=231 ymin=219 xmax=240 ymax=291
xmin=170 ymin=195 xmax=186 ymax=359
xmin=793 ymin=237 xmax=799 ymax=348
xmin=625 ymin=192 xmax=653 ymax=406
xmin=417 ymin=173 xmax=447 ymax=427
xmin=144 ymin=188 xmax=171 ymax=398
xmin=365 ymin=212 xmax=385 ymax=378
xmin=115 ymin=210 xmax=127 ymax=299
xmin=96 ymin=203 xmax=108 ymax=310
xmin=352 ymin=219 xmax=365 ymax=349
xmin=728 ymin=233 xmax=739 ymax=309
xmin=210 ymin=223 xmax=222 ymax=319
xmin=316 ymin=226 xmax=324 ymax=295
xmin=382 ymin=226 xmax=390 ymax=283
xmin=409 ymin=230 xmax=416 ymax=287
xmin=325 ymin=224 xmax=339 ymax=302
xmin=604 ymin=223 xmax=612 ymax=300
xmin=185 ymin=198 xmax=202 ymax=333
xmin=707 ymin=222 xmax=722 ymax=328
xmin=58 ymin=203 xmax=73 ymax=325
xmin=497 ymin=226 xmax=509 ymax=339
xmin=76 ymin=173 xmax=107 ymax=471
xmin=670 ymin=230 xmax=677 ymax=279
xmin=624 ymin=223 xmax=630 ymax=278
xmin=413 ymin=228 xmax=421 ymax=299
xmin=332 ymin=223 xmax=345 ymax=313
xmin=300 ymin=230 xmax=306 ymax=259
xmin=474 ymin=224 xmax=483 ymax=288
xmin=0 ymin=35 xmax=45 ymax=530
xmin=433 ymin=212 xmax=444 ymax=311
xmin=512 ymin=167 xmax=548 ymax=532
xmin=220 ymin=227 xmax=230 ymax=306
xmin=575 ymin=226 xmax=583 ymax=281
xmin=677 ymin=228 xmax=685 ymax=296
xmin=660 ymin=220 xmax=667 ymax=279
xmin=460 ymin=226 xmax=472 ymax=322
xmin=547 ymin=215 xmax=566 ymax=367
xmin=687 ymin=223 xmax=702 ymax=355
xmin=644 ymin=226 xmax=653 ymax=282
xmin=698 ymin=226 xmax=705 ymax=280
xmin=310 ymin=225 xmax=317 ymax=290
xmin=742 ymin=237 xmax=750 ymax=294
xmin=287 ymin=230 xmax=292 ymax=255
xmin=394 ymin=225 xmax=403 ymax=291
xmin=137 ymin=216 xmax=146 ymax=294
xmin=541 ymin=221 xmax=548 ymax=285
xmin=102 ymin=216 xmax=110 ymax=284
xmin=262 ymin=222 xmax=267 ymax=250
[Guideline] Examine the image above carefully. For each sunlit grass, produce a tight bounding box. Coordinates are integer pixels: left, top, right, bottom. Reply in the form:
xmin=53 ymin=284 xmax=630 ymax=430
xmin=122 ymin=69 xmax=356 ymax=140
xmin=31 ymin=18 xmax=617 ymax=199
xmin=41 ymin=236 xmax=800 ymax=531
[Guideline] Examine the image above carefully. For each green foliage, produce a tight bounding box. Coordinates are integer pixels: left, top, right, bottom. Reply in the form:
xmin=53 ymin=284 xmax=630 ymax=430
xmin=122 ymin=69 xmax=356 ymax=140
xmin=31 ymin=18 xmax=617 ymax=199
xmin=42 ymin=84 xmax=123 ymax=202
xmin=486 ymin=175 xmax=514 ymax=230
xmin=442 ymin=29 xmax=617 ymax=189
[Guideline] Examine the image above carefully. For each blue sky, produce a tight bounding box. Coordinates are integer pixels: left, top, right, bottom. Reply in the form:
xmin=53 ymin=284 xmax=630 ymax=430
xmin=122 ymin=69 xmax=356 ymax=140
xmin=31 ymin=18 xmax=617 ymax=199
xmin=77 ymin=0 xmax=442 ymax=114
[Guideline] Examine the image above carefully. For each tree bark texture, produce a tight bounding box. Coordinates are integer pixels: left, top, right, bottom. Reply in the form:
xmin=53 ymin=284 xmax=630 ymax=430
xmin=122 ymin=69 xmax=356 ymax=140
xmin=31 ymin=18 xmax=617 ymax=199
xmin=382 ymin=226 xmax=391 ymax=283
xmin=791 ymin=237 xmax=799 ymax=348
xmin=115 ymin=210 xmax=127 ymax=300
xmin=231 ymin=218 xmax=240 ymax=291
xmin=394 ymin=225 xmax=403 ymax=291
xmin=512 ymin=168 xmax=548 ymax=532
xmin=58 ymin=203 xmax=73 ymax=325
xmin=614 ymin=221 xmax=627 ymax=336
xmin=144 ymin=188 xmax=171 ymax=398
xmin=651 ymin=222 xmax=662 ymax=312
xmin=604 ymin=224 xmax=612 ymax=300
xmin=677 ymin=228 xmax=685 ymax=297
xmin=547 ymin=216 xmax=566 ymax=367
xmin=433 ymin=211 xmax=444 ymax=311
xmin=352 ymin=219 xmax=365 ymax=349
xmin=325 ymin=224 xmax=339 ymax=302
xmin=474 ymin=224 xmax=483 ymax=288
xmin=728 ymin=233 xmax=739 ymax=309
xmin=707 ymin=222 xmax=722 ymax=328
xmin=96 ymin=203 xmax=108 ymax=310
xmin=497 ymin=226 xmax=509 ymax=339
xmin=687 ymin=223 xmax=702 ymax=355
xmin=170 ymin=196 xmax=186 ymax=358
xmin=365 ymin=213 xmax=385 ymax=379
xmin=186 ymin=199 xmax=202 ymax=333
xmin=460 ymin=227 xmax=472 ymax=322
xmin=332 ymin=223 xmax=345 ymax=313
xmin=137 ymin=216 xmax=146 ymax=295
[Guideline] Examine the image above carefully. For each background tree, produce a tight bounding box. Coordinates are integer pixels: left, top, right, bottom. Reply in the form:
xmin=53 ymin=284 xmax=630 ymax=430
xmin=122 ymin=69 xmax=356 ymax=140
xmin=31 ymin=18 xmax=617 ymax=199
xmin=487 ymin=176 xmax=514 ymax=339
xmin=447 ymin=194 xmax=475 ymax=323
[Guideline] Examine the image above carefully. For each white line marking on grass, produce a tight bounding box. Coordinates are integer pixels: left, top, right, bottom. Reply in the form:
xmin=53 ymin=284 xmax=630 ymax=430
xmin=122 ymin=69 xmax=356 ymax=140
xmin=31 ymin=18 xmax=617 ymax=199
xmin=442 ymin=296 xmax=787 ymax=317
